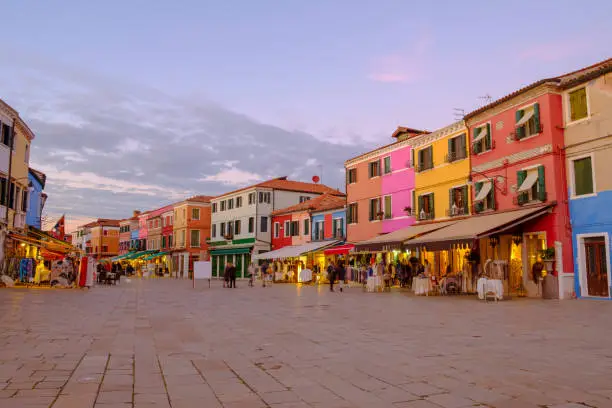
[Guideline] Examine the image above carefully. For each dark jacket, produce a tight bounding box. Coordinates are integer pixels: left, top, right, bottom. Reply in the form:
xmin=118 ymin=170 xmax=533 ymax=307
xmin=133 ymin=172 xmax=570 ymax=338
xmin=228 ymin=266 xmax=237 ymax=279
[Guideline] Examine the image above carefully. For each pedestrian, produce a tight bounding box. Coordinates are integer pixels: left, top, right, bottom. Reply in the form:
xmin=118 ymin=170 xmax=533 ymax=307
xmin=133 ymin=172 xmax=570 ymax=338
xmin=228 ymin=262 xmax=237 ymax=288
xmin=327 ymin=260 xmax=336 ymax=292
xmin=247 ymin=263 xmax=255 ymax=287
xmin=223 ymin=262 xmax=229 ymax=288
xmin=261 ymin=261 xmax=268 ymax=287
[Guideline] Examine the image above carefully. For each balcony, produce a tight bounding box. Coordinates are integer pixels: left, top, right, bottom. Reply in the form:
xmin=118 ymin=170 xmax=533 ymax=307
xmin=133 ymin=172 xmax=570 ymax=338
xmin=446 ymin=206 xmax=468 ymax=217
xmin=415 ymin=162 xmax=434 ymax=173
xmin=513 ymin=191 xmax=547 ymax=206
xmin=13 ymin=212 xmax=25 ymax=229
xmin=445 ymin=151 xmax=467 ymax=163
xmin=418 ymin=211 xmax=434 ymax=221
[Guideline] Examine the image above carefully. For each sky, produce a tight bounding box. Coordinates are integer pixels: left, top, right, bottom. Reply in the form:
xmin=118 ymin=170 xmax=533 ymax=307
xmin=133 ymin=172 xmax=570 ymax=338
xmin=0 ymin=0 xmax=610 ymax=231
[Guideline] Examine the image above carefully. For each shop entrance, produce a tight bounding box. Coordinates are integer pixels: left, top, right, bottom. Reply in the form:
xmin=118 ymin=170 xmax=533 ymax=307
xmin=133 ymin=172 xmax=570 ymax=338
xmin=584 ymin=237 xmax=609 ymax=297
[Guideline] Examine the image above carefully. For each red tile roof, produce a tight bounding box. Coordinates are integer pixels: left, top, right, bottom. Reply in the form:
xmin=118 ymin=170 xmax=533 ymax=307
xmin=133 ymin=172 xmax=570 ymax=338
xmin=271 ymin=193 xmax=346 ymax=216
xmin=214 ymin=177 xmax=343 ymax=200
xmin=391 ymin=126 xmax=429 ymax=139
xmin=82 ymin=219 xmax=121 ymax=228
xmin=187 ymin=195 xmax=214 ymax=203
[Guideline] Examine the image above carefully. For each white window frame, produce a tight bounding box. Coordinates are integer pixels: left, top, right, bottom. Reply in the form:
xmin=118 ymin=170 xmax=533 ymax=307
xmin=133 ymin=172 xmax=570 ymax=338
xmin=565 ymin=84 xmax=591 ymax=127
xmin=284 ymin=220 xmax=290 ymax=238
xmin=274 ymin=222 xmax=280 ymax=238
xmin=576 ymin=233 xmax=611 ymax=299
xmin=569 ymin=152 xmax=597 ymax=199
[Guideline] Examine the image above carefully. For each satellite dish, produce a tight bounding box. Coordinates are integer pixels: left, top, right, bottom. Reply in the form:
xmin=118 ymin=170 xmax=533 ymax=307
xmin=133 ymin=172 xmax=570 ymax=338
xmin=312 ymin=175 xmax=320 ymax=183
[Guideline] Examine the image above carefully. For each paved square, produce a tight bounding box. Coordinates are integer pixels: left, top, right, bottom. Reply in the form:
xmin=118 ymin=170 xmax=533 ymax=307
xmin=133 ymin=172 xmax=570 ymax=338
xmin=0 ymin=279 xmax=611 ymax=407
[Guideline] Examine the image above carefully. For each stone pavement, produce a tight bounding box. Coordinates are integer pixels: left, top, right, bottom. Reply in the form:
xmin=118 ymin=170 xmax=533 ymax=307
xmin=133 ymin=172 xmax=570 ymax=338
xmin=0 ymin=279 xmax=611 ymax=408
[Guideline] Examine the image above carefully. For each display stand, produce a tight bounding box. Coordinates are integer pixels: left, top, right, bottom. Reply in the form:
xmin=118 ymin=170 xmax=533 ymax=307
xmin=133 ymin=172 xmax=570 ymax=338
xmin=193 ymin=261 xmax=212 ymax=288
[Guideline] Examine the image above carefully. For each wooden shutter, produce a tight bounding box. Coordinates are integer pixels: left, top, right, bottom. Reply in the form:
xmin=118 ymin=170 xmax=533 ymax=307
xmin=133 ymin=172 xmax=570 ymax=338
xmin=462 ymin=185 xmax=469 ymax=213
xmin=472 ymin=128 xmax=481 ymax=154
xmin=474 ymin=182 xmax=484 ymax=213
xmin=537 ymin=165 xmax=546 ymax=201
xmin=533 ymin=103 xmax=541 ymax=133
xmin=448 ymin=188 xmax=453 ymax=214
xmin=418 ymin=195 xmax=423 ymax=215
xmin=517 ymin=170 xmax=527 ymax=205
xmin=428 ymin=146 xmax=433 ymax=168
xmin=448 ymin=138 xmax=454 ymax=162
xmin=411 ymin=190 xmax=416 ymax=214
xmin=490 ymin=181 xmax=496 ymax=211
xmin=515 ymin=110 xmax=525 ymax=139
xmin=460 ymin=133 xmax=467 ymax=158
xmin=411 ymin=149 xmax=415 ymax=168
xmin=418 ymin=149 xmax=423 ymax=171
xmin=429 ymin=194 xmax=435 ymax=218
xmin=485 ymin=123 xmax=492 ymax=150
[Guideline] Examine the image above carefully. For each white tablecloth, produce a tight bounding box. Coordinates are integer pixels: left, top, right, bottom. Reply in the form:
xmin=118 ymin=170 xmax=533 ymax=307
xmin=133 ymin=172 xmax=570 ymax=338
xmin=366 ymin=276 xmax=382 ymax=292
xmin=477 ymin=278 xmax=504 ymax=300
xmin=413 ymin=277 xmax=430 ymax=295
xmin=299 ymin=269 xmax=312 ymax=282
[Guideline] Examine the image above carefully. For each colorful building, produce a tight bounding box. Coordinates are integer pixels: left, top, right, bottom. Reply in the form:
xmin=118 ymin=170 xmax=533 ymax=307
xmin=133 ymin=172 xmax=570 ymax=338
xmin=137 ymin=211 xmax=149 ymax=250
xmin=345 ymin=128 xmax=425 ymax=243
xmin=561 ymin=59 xmax=612 ymax=298
xmin=161 ymin=207 xmax=174 ymax=252
xmin=146 ymin=205 xmax=173 ymax=252
xmin=463 ymin=76 xmax=573 ymax=298
xmin=209 ymin=177 xmax=343 ymax=279
xmin=86 ymin=219 xmax=121 ymax=259
xmin=26 ymin=168 xmax=47 ymax=230
xmin=119 ymin=211 xmax=140 ymax=255
xmin=172 ymin=195 xmax=212 ymax=278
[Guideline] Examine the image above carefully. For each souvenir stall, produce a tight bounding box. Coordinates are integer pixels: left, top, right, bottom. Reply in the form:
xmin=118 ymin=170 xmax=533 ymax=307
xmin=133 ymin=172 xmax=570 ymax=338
xmin=142 ymin=251 xmax=172 ymax=277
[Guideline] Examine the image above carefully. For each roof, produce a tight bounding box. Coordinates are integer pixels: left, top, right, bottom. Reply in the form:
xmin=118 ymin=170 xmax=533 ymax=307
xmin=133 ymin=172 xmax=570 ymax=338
xmin=82 ymin=219 xmax=121 ymax=228
xmin=391 ymin=126 xmax=429 ymax=139
xmin=465 ymin=57 xmax=612 ymax=119
xmin=213 ymin=177 xmax=343 ymax=200
xmin=28 ymin=168 xmax=46 ymax=188
xmin=187 ymin=195 xmax=214 ymax=203
xmin=271 ymin=193 xmax=346 ymax=216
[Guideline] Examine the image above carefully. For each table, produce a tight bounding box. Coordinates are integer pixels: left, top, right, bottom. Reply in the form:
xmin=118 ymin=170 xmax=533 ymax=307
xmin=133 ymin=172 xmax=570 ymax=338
xmin=477 ymin=278 xmax=503 ymax=300
xmin=366 ymin=276 xmax=382 ymax=292
xmin=413 ymin=277 xmax=430 ymax=295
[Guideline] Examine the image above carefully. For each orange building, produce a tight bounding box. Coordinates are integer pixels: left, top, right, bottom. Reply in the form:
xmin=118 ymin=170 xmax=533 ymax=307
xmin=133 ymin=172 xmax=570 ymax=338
xmin=87 ymin=219 xmax=121 ymax=259
xmin=172 ymin=195 xmax=213 ymax=278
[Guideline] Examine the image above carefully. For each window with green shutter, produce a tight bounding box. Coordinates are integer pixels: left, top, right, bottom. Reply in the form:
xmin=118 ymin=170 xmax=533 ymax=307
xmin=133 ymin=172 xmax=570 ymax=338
xmin=572 ymin=157 xmax=594 ymax=196
xmin=384 ymin=195 xmax=392 ymax=219
xmin=383 ymin=156 xmax=392 ymax=174
xmin=537 ymin=165 xmax=546 ymax=202
xmin=515 ymin=103 xmax=541 ymax=139
xmin=472 ymin=125 xmax=491 ymax=154
xmin=569 ymin=87 xmax=588 ymax=122
xmin=516 ymin=170 xmax=528 ymax=205
xmin=474 ymin=182 xmax=484 ymax=213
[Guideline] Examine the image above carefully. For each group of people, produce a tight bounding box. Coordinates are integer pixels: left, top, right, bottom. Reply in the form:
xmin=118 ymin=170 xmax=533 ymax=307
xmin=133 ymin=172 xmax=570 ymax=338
xmin=222 ymin=261 xmax=238 ymax=288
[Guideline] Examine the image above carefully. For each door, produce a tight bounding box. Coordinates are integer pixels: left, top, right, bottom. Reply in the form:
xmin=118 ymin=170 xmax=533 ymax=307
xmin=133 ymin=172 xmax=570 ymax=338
xmin=212 ymin=255 xmax=218 ymax=277
xmin=236 ymin=254 xmax=243 ymax=279
xmin=584 ymin=237 xmax=609 ymax=297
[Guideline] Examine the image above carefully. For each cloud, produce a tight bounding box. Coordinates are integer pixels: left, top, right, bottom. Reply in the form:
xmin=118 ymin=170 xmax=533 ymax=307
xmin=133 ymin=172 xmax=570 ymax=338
xmin=518 ymin=41 xmax=585 ymax=63
xmin=0 ymin=49 xmax=367 ymax=223
xmin=367 ymin=29 xmax=434 ymax=84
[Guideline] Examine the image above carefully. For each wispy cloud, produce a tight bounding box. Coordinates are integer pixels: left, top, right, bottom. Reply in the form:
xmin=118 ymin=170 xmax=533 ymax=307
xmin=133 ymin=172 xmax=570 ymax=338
xmin=199 ymin=168 xmax=263 ymax=186
xmin=518 ymin=41 xmax=585 ymax=63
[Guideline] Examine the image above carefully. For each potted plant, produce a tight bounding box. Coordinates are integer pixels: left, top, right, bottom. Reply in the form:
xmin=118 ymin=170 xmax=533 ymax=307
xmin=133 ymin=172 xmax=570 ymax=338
xmin=376 ymin=211 xmax=384 ymax=220
xmin=404 ymin=206 xmax=412 ymax=215
xmin=539 ymin=247 xmax=555 ymax=272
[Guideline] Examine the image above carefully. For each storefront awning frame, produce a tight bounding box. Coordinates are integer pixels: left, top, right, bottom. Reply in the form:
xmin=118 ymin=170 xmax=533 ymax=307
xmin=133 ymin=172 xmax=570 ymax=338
xmin=353 ymin=221 xmax=457 ymax=252
xmin=210 ymin=247 xmax=252 ymax=256
xmin=252 ymin=240 xmax=339 ymax=260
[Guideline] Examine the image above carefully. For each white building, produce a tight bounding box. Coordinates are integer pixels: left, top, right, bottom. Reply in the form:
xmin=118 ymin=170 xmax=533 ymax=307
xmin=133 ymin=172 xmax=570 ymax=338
xmin=209 ymin=177 xmax=343 ymax=278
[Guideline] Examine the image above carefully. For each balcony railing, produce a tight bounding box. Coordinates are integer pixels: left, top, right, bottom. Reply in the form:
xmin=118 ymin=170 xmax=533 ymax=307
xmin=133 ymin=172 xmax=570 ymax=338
xmin=415 ymin=162 xmax=434 ymax=173
xmin=446 ymin=207 xmax=468 ymax=217
xmin=445 ymin=151 xmax=467 ymax=163
xmin=513 ymin=191 xmax=547 ymax=206
xmin=418 ymin=211 xmax=434 ymax=221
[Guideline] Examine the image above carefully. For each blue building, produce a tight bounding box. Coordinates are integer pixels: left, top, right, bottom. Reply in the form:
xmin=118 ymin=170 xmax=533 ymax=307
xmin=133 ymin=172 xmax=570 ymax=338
xmin=563 ymin=60 xmax=612 ymax=299
xmin=311 ymin=206 xmax=346 ymax=242
xmin=26 ymin=168 xmax=46 ymax=229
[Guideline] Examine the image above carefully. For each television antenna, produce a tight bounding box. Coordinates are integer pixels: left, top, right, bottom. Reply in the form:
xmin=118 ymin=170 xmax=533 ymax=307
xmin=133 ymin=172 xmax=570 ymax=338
xmin=479 ymin=94 xmax=493 ymax=105
xmin=453 ymin=108 xmax=465 ymax=121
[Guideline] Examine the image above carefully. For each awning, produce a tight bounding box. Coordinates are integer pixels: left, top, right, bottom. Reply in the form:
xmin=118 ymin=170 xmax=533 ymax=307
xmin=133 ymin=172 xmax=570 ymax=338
xmin=252 ymin=240 xmax=339 ymax=260
xmin=323 ymin=244 xmax=355 ymax=256
xmin=354 ymin=221 xmax=457 ymax=252
xmin=211 ymin=247 xmax=252 ymax=256
xmin=472 ymin=126 xmax=488 ymax=143
xmin=143 ymin=251 xmax=170 ymax=261
xmin=516 ymin=109 xmax=534 ymax=127
xmin=517 ymin=171 xmax=538 ymax=192
xmin=405 ymin=206 xmax=552 ymax=249
xmin=474 ymin=181 xmax=493 ymax=202
xmin=124 ymin=250 xmax=158 ymax=260
xmin=111 ymin=252 xmax=134 ymax=261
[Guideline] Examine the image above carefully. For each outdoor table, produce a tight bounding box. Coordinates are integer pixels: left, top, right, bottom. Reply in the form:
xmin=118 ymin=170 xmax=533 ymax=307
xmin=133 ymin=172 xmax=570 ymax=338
xmin=413 ymin=277 xmax=429 ymax=295
xmin=477 ymin=278 xmax=503 ymax=300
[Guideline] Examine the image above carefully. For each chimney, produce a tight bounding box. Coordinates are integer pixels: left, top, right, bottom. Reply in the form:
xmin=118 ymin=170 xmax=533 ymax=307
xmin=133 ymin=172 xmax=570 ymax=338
xmin=133 ymin=210 xmax=141 ymax=217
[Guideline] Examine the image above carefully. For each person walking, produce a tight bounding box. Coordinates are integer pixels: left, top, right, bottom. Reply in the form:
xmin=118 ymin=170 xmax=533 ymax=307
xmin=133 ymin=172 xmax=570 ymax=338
xmin=228 ymin=262 xmax=237 ymax=288
xmin=261 ymin=261 xmax=268 ymax=287
xmin=247 ymin=263 xmax=255 ymax=287
xmin=223 ymin=262 xmax=229 ymax=288
xmin=327 ymin=261 xmax=336 ymax=292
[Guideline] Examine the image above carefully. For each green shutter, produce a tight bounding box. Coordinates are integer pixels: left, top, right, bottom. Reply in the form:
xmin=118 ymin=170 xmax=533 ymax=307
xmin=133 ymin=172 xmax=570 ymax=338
xmin=472 ymin=128 xmax=481 ymax=154
xmin=212 ymin=255 xmax=218 ymax=277
xmin=474 ymin=182 xmax=484 ymax=213
xmin=485 ymin=123 xmax=492 ymax=150
xmin=412 ymin=190 xmax=416 ymax=214
xmin=448 ymin=138 xmax=453 ymax=162
xmin=515 ymin=110 xmax=525 ymax=139
xmin=418 ymin=149 xmax=423 ymax=171
xmin=490 ymin=181 xmax=496 ymax=211
xmin=462 ymin=185 xmax=469 ymax=214
xmin=429 ymin=193 xmax=435 ymax=218
xmin=418 ymin=195 xmax=424 ymax=215
xmin=429 ymin=146 xmax=433 ymax=168
xmin=533 ymin=103 xmax=541 ymax=133
xmin=537 ymin=165 xmax=546 ymax=201
xmin=517 ymin=170 xmax=527 ymax=205
xmin=448 ymin=188 xmax=453 ymax=215
xmin=411 ymin=149 xmax=415 ymax=168
xmin=460 ymin=133 xmax=467 ymax=158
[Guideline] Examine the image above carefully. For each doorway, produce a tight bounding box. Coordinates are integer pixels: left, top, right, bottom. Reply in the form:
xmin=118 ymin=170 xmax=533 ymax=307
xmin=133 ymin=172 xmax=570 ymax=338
xmin=584 ymin=236 xmax=609 ymax=297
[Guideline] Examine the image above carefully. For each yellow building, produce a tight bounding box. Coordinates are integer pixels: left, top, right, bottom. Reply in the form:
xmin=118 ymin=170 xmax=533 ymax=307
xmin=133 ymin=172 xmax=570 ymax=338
xmin=413 ymin=120 xmax=471 ymax=221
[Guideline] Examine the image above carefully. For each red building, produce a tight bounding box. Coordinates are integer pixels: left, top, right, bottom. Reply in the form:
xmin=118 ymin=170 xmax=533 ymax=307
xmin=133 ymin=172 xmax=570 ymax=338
xmin=161 ymin=207 xmax=174 ymax=252
xmin=271 ymin=213 xmax=294 ymax=250
xmin=465 ymin=78 xmax=573 ymax=298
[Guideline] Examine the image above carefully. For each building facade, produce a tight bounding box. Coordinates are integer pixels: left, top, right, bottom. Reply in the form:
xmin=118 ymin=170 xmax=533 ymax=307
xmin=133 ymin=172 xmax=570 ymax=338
xmin=561 ymin=59 xmax=612 ymax=298
xmin=345 ymin=128 xmax=424 ymax=243
xmin=172 ymin=196 xmax=212 ymax=278
xmin=146 ymin=205 xmax=172 ymax=252
xmin=26 ymin=168 xmax=46 ymax=229
xmin=209 ymin=177 xmax=343 ymax=278
xmin=137 ymin=212 xmax=149 ymax=250
xmin=86 ymin=219 xmax=120 ymax=259
xmin=161 ymin=208 xmax=174 ymax=252
xmin=465 ymin=79 xmax=574 ymax=298
xmin=412 ymin=121 xmax=471 ymax=222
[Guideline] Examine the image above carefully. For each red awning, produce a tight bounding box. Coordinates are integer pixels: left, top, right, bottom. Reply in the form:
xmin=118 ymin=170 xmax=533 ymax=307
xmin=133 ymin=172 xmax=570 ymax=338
xmin=324 ymin=244 xmax=355 ymax=255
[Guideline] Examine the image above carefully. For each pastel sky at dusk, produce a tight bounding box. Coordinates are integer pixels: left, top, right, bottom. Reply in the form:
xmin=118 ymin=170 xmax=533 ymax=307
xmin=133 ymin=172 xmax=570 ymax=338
xmin=0 ymin=0 xmax=609 ymax=231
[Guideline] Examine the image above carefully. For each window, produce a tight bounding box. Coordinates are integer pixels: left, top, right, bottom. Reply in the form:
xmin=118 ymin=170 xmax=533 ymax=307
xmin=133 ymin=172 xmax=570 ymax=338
xmin=274 ymin=222 xmax=280 ymax=238
xmin=474 ymin=181 xmax=495 ymax=213
xmin=261 ymin=216 xmax=268 ymax=232
xmin=265 ymin=192 xmax=271 ymax=203
xmin=259 ymin=192 xmax=264 ymax=203
xmin=192 ymin=208 xmax=200 ymax=220
xmin=448 ymin=186 xmax=468 ymax=216
xmin=418 ymin=193 xmax=434 ymax=220
xmin=220 ymin=222 xmax=226 ymax=236
xmin=181 ymin=230 xmax=186 ymax=246
xmin=148 ymin=221 xmax=153 ymax=229
xmin=21 ymin=189 xmax=28 ymax=212
xmin=0 ymin=177 xmax=6 ymax=206
xmin=515 ymin=103 xmax=541 ymax=139
xmin=417 ymin=146 xmax=434 ymax=172
xmin=299 ymin=196 xmax=311 ymax=203
xmin=517 ymin=166 xmax=546 ymax=205
xmin=290 ymin=221 xmax=299 ymax=237
xmin=248 ymin=217 xmax=254 ymax=233
xmin=191 ymin=230 xmax=200 ymax=247
xmin=236 ymin=196 xmax=243 ymax=207
xmin=162 ymin=236 xmax=166 ymax=248
xmin=227 ymin=221 xmax=234 ymax=236
xmin=368 ymin=160 xmax=380 ymax=178
xmin=347 ymin=168 xmax=357 ymax=184
xmin=212 ymin=224 xmax=217 ymax=238
xmin=284 ymin=220 xmax=290 ymax=237
xmin=227 ymin=198 xmax=234 ymax=210
xmin=472 ymin=124 xmax=492 ymax=154
xmin=314 ymin=221 xmax=324 ymax=240
xmin=347 ymin=203 xmax=358 ymax=224
xmin=102 ymin=246 xmax=108 ymax=254
xmin=332 ymin=218 xmax=344 ymax=238
xmin=220 ymin=200 xmax=226 ymax=211
xmin=235 ymin=220 xmax=241 ymax=235
xmin=568 ymin=87 xmax=588 ymax=122
xmin=447 ymin=133 xmax=467 ymax=162
xmin=170 ymin=216 xmax=173 ymax=226
xmin=258 ymin=192 xmax=271 ymax=203
xmin=383 ymin=195 xmax=392 ymax=219
xmin=1 ymin=123 xmax=12 ymax=147
xmin=155 ymin=219 xmax=159 ymax=228
xmin=248 ymin=192 xmax=255 ymax=205
xmin=572 ymin=156 xmax=594 ymax=196
xmin=383 ymin=156 xmax=392 ymax=174
xmin=212 ymin=203 xmax=217 ymax=213
xmin=168 ymin=235 xmax=173 ymax=248
xmin=24 ymin=144 xmax=30 ymax=163
xmin=303 ymin=219 xmax=310 ymax=235
xmin=103 ymin=229 xmax=108 ymax=236
xmin=368 ymin=197 xmax=382 ymax=221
